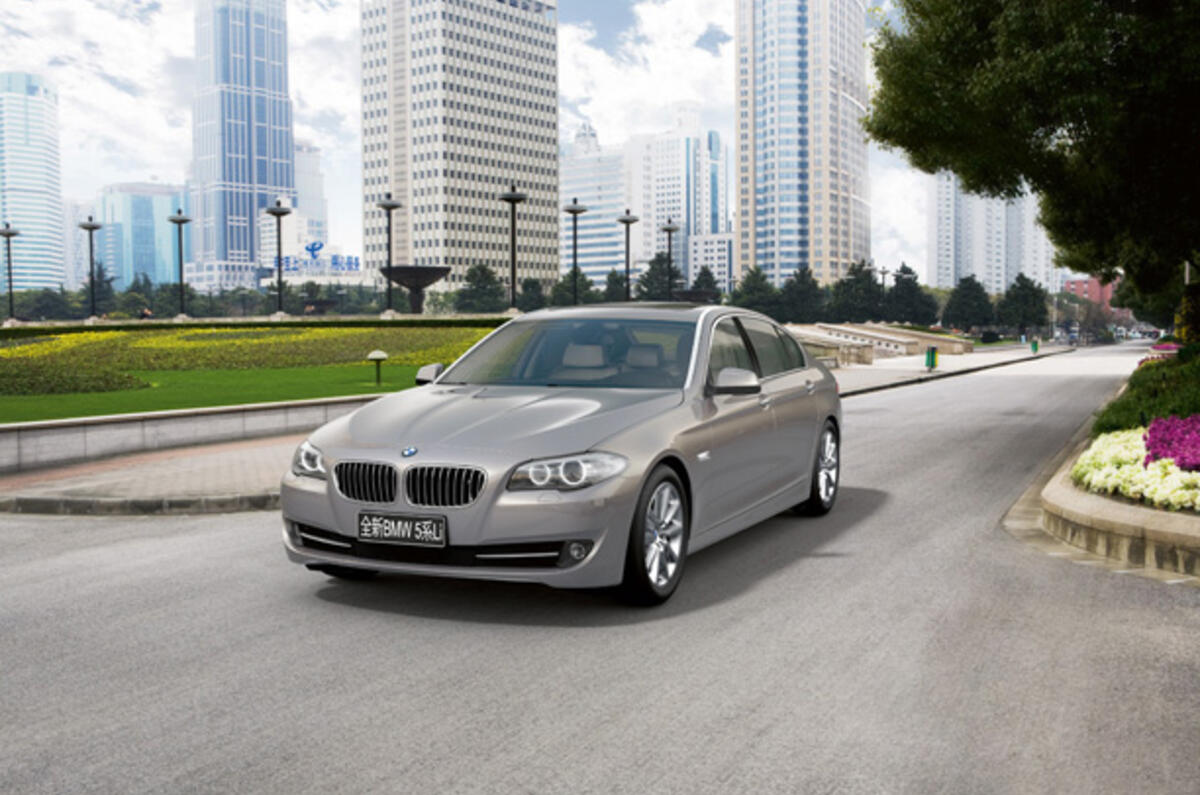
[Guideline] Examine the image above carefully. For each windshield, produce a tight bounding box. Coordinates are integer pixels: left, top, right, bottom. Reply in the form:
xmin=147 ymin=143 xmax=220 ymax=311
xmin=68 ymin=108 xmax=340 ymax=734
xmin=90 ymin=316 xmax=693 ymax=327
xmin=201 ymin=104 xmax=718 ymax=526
xmin=440 ymin=317 xmax=697 ymax=389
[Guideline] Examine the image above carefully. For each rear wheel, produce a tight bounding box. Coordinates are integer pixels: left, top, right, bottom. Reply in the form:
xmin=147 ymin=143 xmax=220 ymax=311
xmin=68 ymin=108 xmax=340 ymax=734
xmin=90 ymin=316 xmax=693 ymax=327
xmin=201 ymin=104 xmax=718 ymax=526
xmin=796 ymin=421 xmax=839 ymax=516
xmin=619 ymin=466 xmax=689 ymax=606
xmin=308 ymin=564 xmax=379 ymax=581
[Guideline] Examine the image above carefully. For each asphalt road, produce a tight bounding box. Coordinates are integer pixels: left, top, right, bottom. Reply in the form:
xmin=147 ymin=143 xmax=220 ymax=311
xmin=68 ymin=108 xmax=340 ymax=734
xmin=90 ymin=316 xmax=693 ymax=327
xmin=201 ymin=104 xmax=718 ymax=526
xmin=5 ymin=343 xmax=1198 ymax=794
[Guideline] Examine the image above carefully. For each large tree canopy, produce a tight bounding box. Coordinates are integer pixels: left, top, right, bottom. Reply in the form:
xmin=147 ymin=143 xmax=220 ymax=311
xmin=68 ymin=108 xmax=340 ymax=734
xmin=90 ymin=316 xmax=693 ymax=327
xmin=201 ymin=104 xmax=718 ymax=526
xmin=865 ymin=0 xmax=1200 ymax=297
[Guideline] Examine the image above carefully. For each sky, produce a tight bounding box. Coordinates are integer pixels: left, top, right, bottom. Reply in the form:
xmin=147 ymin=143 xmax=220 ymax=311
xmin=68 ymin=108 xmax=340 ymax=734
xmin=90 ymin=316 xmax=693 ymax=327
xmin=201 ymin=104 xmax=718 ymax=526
xmin=0 ymin=0 xmax=929 ymax=281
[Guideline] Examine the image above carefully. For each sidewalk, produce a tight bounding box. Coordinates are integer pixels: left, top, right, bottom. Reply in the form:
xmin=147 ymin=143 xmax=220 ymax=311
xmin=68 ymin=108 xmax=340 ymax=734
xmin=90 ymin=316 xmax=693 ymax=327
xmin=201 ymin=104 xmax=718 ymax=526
xmin=0 ymin=345 xmax=1069 ymax=515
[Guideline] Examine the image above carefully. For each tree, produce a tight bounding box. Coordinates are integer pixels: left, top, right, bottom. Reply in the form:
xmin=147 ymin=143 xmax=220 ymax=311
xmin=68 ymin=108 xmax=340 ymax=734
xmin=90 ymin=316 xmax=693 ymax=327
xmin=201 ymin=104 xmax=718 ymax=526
xmin=996 ymin=274 xmax=1049 ymax=335
xmin=454 ymin=263 xmax=506 ymax=314
xmin=550 ymin=265 xmax=601 ymax=306
xmin=691 ymin=265 xmax=719 ymax=293
xmin=865 ymin=0 xmax=1200 ymax=299
xmin=516 ymin=277 xmax=545 ymax=312
xmin=730 ymin=266 xmax=782 ymax=319
xmin=90 ymin=263 xmax=117 ymax=316
xmin=826 ymin=260 xmax=883 ymax=323
xmin=778 ymin=267 xmax=825 ymax=323
xmin=884 ymin=263 xmax=939 ymax=326
xmin=635 ymin=253 xmax=685 ymax=301
xmin=941 ymin=275 xmax=994 ymax=331
xmin=1113 ymin=277 xmax=1182 ymax=330
xmin=603 ymin=269 xmax=628 ymax=303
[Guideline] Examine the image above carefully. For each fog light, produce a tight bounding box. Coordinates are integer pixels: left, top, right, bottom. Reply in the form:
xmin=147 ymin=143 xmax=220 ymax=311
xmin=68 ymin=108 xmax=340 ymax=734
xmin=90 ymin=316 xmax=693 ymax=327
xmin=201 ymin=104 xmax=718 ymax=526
xmin=558 ymin=541 xmax=592 ymax=566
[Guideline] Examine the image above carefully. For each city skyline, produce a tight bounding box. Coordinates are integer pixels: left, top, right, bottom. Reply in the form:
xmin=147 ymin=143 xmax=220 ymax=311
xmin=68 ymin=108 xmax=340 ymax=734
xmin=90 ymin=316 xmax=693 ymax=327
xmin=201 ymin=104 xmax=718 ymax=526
xmin=0 ymin=0 xmax=930 ymax=286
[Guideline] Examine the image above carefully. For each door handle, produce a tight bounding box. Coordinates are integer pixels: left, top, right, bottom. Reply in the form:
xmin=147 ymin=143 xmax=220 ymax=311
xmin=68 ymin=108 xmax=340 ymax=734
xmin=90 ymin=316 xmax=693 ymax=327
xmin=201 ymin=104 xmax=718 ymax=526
xmin=758 ymin=394 xmax=772 ymax=409
xmin=804 ymin=380 xmax=816 ymax=394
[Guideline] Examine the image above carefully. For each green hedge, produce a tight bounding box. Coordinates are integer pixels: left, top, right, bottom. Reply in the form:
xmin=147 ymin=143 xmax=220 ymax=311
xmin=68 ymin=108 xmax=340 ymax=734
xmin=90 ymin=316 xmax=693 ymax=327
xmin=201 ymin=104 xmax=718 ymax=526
xmin=1093 ymin=356 xmax=1200 ymax=434
xmin=0 ymin=316 xmax=510 ymax=341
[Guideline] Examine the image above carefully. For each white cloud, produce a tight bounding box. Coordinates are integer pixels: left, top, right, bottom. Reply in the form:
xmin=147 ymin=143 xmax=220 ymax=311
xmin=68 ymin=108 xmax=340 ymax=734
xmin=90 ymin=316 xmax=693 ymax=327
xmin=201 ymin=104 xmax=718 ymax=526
xmin=870 ymin=145 xmax=928 ymax=281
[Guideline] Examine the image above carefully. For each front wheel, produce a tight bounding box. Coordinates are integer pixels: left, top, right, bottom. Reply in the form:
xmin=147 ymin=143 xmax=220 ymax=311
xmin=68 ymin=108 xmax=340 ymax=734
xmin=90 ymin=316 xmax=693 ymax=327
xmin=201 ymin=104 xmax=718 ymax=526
xmin=619 ymin=466 xmax=689 ymax=606
xmin=796 ymin=421 xmax=839 ymax=516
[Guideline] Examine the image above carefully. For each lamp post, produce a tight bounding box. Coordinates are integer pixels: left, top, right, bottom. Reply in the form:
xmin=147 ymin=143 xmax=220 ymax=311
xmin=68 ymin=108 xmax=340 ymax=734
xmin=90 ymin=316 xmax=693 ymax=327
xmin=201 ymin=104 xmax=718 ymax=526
xmin=563 ymin=197 xmax=588 ymax=305
xmin=617 ymin=209 xmax=638 ymax=302
xmin=78 ymin=216 xmax=103 ymax=318
xmin=265 ymin=198 xmax=292 ymax=314
xmin=499 ymin=184 xmax=527 ymax=307
xmin=167 ymin=208 xmax=191 ymax=316
xmin=0 ymin=223 xmax=18 ymax=321
xmin=376 ymin=192 xmax=403 ymax=312
xmin=660 ymin=218 xmax=680 ymax=301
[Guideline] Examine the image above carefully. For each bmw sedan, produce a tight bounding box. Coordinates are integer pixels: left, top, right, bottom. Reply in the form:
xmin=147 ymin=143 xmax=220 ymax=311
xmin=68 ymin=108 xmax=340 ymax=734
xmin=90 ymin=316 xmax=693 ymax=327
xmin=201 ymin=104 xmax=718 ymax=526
xmin=281 ymin=304 xmax=842 ymax=604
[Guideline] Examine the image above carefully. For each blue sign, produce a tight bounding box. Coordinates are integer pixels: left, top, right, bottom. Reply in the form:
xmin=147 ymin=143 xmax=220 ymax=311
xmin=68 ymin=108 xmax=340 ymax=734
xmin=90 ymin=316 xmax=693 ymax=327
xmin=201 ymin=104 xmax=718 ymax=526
xmin=305 ymin=241 xmax=325 ymax=260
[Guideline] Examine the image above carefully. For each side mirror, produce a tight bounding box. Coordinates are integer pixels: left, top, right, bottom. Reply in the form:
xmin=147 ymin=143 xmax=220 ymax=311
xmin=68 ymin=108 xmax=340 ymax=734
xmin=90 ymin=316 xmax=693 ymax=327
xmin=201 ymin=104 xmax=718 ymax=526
xmin=710 ymin=367 xmax=761 ymax=396
xmin=415 ymin=363 xmax=444 ymax=386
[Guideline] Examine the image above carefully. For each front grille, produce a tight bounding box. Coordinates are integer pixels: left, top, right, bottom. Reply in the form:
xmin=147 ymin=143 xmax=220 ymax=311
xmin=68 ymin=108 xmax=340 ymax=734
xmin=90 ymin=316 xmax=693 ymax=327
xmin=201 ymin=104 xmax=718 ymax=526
xmin=295 ymin=524 xmax=564 ymax=568
xmin=405 ymin=466 xmax=486 ymax=508
xmin=334 ymin=461 xmax=398 ymax=503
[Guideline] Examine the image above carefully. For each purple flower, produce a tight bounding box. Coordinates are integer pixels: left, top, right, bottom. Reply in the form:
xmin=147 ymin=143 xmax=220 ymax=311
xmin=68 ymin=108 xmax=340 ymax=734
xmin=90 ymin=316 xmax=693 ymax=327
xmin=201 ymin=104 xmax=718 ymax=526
xmin=1144 ymin=415 xmax=1200 ymax=471
xmin=1151 ymin=342 xmax=1181 ymax=352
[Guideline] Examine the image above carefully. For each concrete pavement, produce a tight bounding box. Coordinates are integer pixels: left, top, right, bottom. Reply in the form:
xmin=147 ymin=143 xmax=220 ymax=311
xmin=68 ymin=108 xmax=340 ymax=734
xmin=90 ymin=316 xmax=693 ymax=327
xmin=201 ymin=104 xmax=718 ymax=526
xmin=6 ymin=344 xmax=1199 ymax=794
xmin=0 ymin=343 xmax=1074 ymax=514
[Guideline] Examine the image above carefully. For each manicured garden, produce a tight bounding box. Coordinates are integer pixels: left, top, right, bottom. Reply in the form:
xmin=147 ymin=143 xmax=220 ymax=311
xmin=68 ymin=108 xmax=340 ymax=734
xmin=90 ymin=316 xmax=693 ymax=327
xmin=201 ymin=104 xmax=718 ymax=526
xmin=1073 ymin=344 xmax=1200 ymax=512
xmin=0 ymin=325 xmax=492 ymax=422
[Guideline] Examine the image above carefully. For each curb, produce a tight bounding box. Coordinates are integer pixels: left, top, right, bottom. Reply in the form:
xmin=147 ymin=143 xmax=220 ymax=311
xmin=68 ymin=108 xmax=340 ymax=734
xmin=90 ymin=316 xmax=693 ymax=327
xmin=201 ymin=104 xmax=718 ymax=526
xmin=0 ymin=346 xmax=1078 ymax=517
xmin=0 ymin=491 xmax=280 ymax=516
xmin=839 ymin=347 xmax=1075 ymax=397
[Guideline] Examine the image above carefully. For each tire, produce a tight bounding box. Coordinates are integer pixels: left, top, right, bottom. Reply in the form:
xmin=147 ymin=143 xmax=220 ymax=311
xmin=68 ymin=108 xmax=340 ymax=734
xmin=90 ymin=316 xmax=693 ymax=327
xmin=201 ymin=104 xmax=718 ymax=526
xmin=618 ymin=465 xmax=690 ymax=606
xmin=308 ymin=564 xmax=379 ymax=581
xmin=796 ymin=420 xmax=839 ymax=516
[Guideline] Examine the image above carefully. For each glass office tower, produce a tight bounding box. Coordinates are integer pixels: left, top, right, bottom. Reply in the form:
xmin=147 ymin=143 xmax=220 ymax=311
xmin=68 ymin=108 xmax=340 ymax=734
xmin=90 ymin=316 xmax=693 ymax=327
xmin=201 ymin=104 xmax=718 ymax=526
xmin=191 ymin=0 xmax=296 ymax=292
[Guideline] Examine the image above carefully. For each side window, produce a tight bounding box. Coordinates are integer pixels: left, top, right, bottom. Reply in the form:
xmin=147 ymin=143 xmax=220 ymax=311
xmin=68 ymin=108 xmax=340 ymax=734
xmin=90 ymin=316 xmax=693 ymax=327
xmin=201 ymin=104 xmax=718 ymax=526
xmin=740 ymin=317 xmax=789 ymax=377
xmin=776 ymin=327 xmax=807 ymax=370
xmin=707 ymin=318 xmax=755 ymax=382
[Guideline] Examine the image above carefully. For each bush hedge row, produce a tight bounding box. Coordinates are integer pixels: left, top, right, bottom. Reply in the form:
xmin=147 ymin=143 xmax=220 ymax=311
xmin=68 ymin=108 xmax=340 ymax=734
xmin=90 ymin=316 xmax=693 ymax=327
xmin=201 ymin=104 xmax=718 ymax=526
xmin=1093 ymin=354 xmax=1200 ymax=434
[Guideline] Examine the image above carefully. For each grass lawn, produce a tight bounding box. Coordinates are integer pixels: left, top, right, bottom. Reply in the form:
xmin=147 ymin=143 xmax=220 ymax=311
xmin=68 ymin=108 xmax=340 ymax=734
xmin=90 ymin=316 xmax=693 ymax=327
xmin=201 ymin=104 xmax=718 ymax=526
xmin=0 ymin=364 xmax=417 ymax=423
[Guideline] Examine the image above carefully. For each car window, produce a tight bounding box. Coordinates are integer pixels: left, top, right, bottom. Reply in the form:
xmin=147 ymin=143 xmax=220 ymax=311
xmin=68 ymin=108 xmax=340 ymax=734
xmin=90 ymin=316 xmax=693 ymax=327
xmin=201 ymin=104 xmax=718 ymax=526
xmin=776 ymin=327 xmax=807 ymax=370
xmin=708 ymin=318 xmax=755 ymax=382
xmin=740 ymin=317 xmax=790 ymax=377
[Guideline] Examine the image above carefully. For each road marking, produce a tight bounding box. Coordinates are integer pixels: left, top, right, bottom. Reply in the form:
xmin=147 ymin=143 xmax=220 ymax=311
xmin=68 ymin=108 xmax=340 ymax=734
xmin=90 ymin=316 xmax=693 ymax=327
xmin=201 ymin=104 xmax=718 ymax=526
xmin=1164 ymin=577 xmax=1194 ymax=585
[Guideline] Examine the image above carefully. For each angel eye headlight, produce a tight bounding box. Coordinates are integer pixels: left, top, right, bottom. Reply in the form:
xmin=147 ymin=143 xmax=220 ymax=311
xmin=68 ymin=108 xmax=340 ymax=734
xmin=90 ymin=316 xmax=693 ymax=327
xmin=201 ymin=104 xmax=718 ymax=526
xmin=291 ymin=440 xmax=327 ymax=480
xmin=508 ymin=452 xmax=627 ymax=491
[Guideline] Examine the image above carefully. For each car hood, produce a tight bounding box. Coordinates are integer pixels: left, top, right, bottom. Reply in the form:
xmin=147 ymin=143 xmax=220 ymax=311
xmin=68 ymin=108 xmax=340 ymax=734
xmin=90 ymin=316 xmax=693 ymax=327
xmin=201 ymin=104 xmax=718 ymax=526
xmin=313 ymin=385 xmax=682 ymax=459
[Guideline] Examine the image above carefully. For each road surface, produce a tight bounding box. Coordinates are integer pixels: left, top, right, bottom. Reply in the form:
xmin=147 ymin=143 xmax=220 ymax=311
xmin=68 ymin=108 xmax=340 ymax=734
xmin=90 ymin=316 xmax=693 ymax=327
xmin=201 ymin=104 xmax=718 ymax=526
xmin=4 ymin=343 xmax=1197 ymax=794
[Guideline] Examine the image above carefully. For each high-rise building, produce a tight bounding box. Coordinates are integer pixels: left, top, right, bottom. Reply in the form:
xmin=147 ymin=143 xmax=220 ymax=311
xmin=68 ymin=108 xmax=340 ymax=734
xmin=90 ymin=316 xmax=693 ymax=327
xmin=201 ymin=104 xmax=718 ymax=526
xmin=0 ymin=73 xmax=64 ymax=290
xmin=559 ymin=124 xmax=641 ymax=289
xmin=927 ymin=171 xmax=1060 ymax=294
xmin=96 ymin=183 xmax=188 ymax=290
xmin=294 ymin=140 xmax=329 ymax=246
xmin=361 ymin=0 xmax=559 ymax=293
xmin=735 ymin=0 xmax=871 ymax=288
xmin=191 ymin=0 xmax=296 ymax=292
xmin=62 ymin=199 xmax=94 ymax=290
xmin=688 ymin=232 xmax=735 ymax=292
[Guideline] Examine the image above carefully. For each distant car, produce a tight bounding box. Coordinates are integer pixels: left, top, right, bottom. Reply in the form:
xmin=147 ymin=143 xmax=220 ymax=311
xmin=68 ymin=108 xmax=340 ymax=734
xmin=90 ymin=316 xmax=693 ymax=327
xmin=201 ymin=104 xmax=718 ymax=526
xmin=281 ymin=305 xmax=842 ymax=604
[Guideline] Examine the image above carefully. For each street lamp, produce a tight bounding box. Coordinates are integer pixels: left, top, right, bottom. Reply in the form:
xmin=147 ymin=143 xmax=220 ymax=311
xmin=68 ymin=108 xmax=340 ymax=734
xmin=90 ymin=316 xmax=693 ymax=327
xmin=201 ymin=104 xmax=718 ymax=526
xmin=78 ymin=216 xmax=103 ymax=318
xmin=167 ymin=208 xmax=191 ymax=317
xmin=376 ymin=192 xmax=403 ymax=312
xmin=264 ymin=198 xmax=292 ymax=314
xmin=499 ymin=184 xmax=527 ymax=308
xmin=660 ymin=218 xmax=680 ymax=301
xmin=563 ymin=197 xmax=588 ymax=305
xmin=616 ymin=209 xmax=638 ymax=302
xmin=0 ymin=223 xmax=18 ymax=321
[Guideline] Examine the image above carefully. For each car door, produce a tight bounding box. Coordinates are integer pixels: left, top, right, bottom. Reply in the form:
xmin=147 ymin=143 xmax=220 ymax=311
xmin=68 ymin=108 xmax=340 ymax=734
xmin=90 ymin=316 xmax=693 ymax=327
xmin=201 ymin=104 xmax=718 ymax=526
xmin=739 ymin=316 xmax=818 ymax=494
xmin=693 ymin=316 xmax=781 ymax=533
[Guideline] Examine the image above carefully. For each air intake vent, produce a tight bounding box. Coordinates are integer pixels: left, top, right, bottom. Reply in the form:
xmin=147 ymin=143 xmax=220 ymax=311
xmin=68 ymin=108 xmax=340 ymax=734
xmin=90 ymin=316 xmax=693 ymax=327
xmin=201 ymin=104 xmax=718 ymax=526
xmin=334 ymin=462 xmax=398 ymax=504
xmin=405 ymin=466 xmax=486 ymax=507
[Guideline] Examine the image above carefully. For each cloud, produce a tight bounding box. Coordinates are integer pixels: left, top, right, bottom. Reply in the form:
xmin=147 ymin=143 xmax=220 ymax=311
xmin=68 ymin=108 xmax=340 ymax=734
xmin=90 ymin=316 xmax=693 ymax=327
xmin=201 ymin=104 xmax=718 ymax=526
xmin=870 ymin=145 xmax=928 ymax=281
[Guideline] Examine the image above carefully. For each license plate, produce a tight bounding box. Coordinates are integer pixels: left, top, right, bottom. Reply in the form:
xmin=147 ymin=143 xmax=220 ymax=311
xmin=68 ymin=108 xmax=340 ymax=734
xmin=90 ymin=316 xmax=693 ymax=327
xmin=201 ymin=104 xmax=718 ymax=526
xmin=357 ymin=513 xmax=447 ymax=547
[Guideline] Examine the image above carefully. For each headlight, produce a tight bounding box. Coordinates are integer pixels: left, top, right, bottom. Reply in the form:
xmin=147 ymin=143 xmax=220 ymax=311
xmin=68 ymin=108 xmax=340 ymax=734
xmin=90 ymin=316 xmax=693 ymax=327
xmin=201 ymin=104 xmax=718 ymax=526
xmin=508 ymin=452 xmax=627 ymax=491
xmin=292 ymin=440 xmax=327 ymax=479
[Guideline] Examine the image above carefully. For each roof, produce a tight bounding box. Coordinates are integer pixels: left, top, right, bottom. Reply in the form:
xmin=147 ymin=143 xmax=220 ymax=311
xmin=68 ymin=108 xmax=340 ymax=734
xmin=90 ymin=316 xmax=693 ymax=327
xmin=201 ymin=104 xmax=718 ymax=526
xmin=517 ymin=303 xmax=722 ymax=322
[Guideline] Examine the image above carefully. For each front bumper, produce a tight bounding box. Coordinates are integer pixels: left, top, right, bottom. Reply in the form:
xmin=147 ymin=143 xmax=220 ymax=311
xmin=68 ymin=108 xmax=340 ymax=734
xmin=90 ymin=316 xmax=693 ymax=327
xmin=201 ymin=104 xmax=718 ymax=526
xmin=280 ymin=469 xmax=639 ymax=589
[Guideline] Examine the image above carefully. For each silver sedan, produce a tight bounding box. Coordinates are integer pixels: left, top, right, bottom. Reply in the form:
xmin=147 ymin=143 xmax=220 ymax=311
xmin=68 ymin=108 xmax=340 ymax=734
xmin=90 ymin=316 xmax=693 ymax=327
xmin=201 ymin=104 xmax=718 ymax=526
xmin=281 ymin=304 xmax=842 ymax=604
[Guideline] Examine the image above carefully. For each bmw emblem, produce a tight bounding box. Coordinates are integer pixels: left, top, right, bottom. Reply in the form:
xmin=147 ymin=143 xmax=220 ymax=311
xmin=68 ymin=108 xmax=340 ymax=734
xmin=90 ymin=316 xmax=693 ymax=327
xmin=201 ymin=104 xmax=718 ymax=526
xmin=402 ymin=446 xmax=418 ymax=458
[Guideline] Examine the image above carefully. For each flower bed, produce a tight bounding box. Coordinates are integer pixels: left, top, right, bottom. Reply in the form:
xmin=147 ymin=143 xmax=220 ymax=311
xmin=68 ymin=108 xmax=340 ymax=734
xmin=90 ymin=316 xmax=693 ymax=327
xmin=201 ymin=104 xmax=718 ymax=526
xmin=1072 ymin=427 xmax=1200 ymax=512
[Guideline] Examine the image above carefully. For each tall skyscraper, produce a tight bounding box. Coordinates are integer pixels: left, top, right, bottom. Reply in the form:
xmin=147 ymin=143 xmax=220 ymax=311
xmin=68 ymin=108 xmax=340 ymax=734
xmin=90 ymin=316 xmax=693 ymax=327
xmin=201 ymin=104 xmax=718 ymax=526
xmin=293 ymin=140 xmax=328 ymax=246
xmin=927 ymin=171 xmax=1060 ymax=294
xmin=361 ymin=0 xmax=559 ymax=291
xmin=559 ymin=124 xmax=639 ymax=289
xmin=97 ymin=183 xmax=188 ymax=290
xmin=190 ymin=0 xmax=296 ymax=292
xmin=62 ymin=199 xmax=95 ymax=290
xmin=0 ymin=72 xmax=64 ymax=290
xmin=735 ymin=0 xmax=871 ymax=288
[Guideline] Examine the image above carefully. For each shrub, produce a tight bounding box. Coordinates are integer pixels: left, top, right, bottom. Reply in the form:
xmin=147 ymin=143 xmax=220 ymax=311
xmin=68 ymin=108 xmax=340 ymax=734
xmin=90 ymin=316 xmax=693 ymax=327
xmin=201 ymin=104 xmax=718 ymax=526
xmin=1093 ymin=356 xmax=1200 ymax=435
xmin=980 ymin=330 xmax=1001 ymax=344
